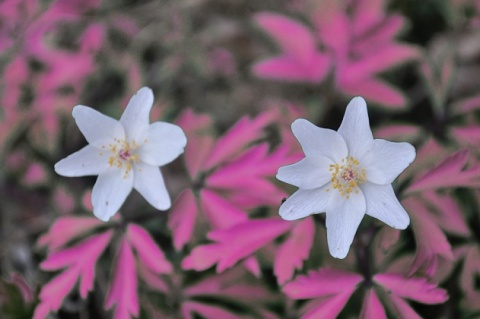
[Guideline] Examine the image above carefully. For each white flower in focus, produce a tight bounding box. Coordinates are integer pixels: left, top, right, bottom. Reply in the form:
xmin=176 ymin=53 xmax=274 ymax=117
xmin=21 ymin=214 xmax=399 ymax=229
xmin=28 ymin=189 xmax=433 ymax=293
xmin=55 ymin=87 xmax=187 ymax=221
xmin=277 ymin=97 xmax=415 ymax=259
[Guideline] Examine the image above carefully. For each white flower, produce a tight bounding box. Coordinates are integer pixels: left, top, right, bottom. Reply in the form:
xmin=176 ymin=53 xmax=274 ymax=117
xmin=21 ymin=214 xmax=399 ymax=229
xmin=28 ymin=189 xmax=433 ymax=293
xmin=55 ymin=87 xmax=187 ymax=221
xmin=277 ymin=97 xmax=415 ymax=259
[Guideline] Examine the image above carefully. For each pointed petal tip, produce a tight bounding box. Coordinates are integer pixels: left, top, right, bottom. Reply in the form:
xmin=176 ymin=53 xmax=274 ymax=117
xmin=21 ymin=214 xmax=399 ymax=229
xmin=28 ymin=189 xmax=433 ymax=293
xmin=53 ymin=159 xmax=73 ymax=177
xmin=291 ymin=118 xmax=310 ymax=130
xmin=154 ymin=198 xmax=172 ymax=211
xmin=406 ymin=142 xmax=417 ymax=163
xmin=393 ymin=215 xmax=410 ymax=230
xmin=346 ymin=96 xmax=367 ymax=111
xmin=329 ymin=246 xmax=349 ymax=259
xmin=53 ymin=162 xmax=64 ymax=176
xmin=136 ymin=86 xmax=153 ymax=98
xmin=72 ymin=105 xmax=92 ymax=118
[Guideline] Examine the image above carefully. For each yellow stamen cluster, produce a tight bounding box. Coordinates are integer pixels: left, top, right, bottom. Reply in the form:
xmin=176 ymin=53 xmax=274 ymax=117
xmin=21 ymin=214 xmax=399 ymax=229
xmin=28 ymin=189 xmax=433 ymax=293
xmin=101 ymin=137 xmax=140 ymax=179
xmin=326 ymin=156 xmax=366 ymax=199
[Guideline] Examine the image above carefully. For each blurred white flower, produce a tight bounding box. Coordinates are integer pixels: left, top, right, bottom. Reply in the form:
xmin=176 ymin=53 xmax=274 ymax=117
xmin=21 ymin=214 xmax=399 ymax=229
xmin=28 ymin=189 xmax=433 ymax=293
xmin=55 ymin=87 xmax=187 ymax=221
xmin=277 ymin=97 xmax=415 ymax=259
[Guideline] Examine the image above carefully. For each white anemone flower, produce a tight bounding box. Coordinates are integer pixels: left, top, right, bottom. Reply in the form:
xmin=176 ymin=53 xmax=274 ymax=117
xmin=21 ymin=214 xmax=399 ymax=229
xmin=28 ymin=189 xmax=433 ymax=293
xmin=277 ymin=97 xmax=415 ymax=259
xmin=55 ymin=87 xmax=187 ymax=221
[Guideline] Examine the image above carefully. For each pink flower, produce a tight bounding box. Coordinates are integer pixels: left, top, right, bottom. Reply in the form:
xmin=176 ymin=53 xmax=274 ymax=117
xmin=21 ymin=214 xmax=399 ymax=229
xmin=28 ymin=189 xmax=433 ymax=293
xmin=105 ymin=238 xmax=139 ymax=319
xmin=403 ymin=196 xmax=455 ymax=277
xmin=182 ymin=218 xmax=292 ymax=272
xmin=252 ymin=12 xmax=330 ymax=83
xmin=407 ymin=150 xmax=480 ymax=192
xmin=37 ymin=217 xmax=103 ymax=251
xmin=253 ymin=0 xmax=419 ymax=108
xmin=34 ymin=231 xmax=113 ymax=319
xmin=283 ymin=268 xmax=364 ymax=319
xmin=35 ymin=216 xmax=172 ymax=319
xmin=283 ymin=267 xmax=447 ymax=318
xmin=105 ymin=224 xmax=172 ymax=319
xmin=169 ymin=109 xmax=298 ymax=250
xmin=274 ymin=218 xmax=315 ymax=285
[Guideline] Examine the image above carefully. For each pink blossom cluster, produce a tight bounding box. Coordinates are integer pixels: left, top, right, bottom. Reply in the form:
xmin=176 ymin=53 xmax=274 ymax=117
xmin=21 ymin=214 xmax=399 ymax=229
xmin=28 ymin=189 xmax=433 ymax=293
xmin=252 ymin=0 xmax=420 ymax=109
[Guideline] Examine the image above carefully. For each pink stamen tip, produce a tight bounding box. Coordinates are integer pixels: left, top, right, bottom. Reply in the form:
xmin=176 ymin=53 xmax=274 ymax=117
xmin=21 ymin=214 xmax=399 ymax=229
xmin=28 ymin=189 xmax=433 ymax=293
xmin=119 ymin=149 xmax=130 ymax=160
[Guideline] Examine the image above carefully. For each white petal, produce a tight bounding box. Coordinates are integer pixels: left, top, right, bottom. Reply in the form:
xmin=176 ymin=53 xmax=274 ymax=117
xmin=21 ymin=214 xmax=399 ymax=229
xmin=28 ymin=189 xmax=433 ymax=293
xmin=133 ymin=162 xmax=171 ymax=210
xmin=337 ymin=97 xmax=374 ymax=159
xmin=120 ymin=87 xmax=154 ymax=143
xmin=54 ymin=145 xmax=109 ymax=177
xmin=325 ymin=188 xmax=366 ymax=259
xmin=139 ymin=122 xmax=187 ymax=167
xmin=91 ymin=167 xmax=134 ymax=221
xmin=72 ymin=105 xmax=125 ymax=149
xmin=361 ymin=182 xmax=410 ymax=229
xmin=277 ymin=156 xmax=334 ymax=189
xmin=361 ymin=139 xmax=416 ymax=185
xmin=291 ymin=119 xmax=348 ymax=162
xmin=279 ymin=185 xmax=330 ymax=221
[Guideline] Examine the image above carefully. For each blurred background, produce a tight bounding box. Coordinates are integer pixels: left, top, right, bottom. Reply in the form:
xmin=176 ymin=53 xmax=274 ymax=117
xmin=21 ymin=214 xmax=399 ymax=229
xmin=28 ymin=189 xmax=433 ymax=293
xmin=1 ymin=0 xmax=480 ymax=318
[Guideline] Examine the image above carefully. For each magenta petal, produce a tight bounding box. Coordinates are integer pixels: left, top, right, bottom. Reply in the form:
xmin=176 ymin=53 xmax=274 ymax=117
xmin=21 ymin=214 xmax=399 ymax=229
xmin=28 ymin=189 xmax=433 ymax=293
xmin=385 ymin=295 xmax=422 ymax=319
xmin=181 ymin=243 xmax=223 ymax=271
xmin=183 ymin=218 xmax=291 ymax=272
xmin=206 ymin=144 xmax=270 ymax=188
xmin=37 ymin=216 xmax=102 ymax=251
xmin=338 ymin=77 xmax=406 ymax=109
xmin=312 ymin=9 xmax=350 ymax=56
xmin=127 ymin=224 xmax=172 ymax=274
xmin=283 ymin=268 xmax=363 ymax=299
xmin=137 ymin=264 xmax=169 ymax=293
xmin=255 ymin=12 xmax=317 ymax=62
xmin=182 ymin=301 xmax=245 ymax=319
xmin=422 ymin=191 xmax=470 ymax=236
xmin=200 ymin=189 xmax=248 ymax=229
xmin=360 ymin=289 xmax=387 ymax=319
xmin=404 ymin=197 xmax=453 ymax=277
xmin=176 ymin=109 xmax=215 ymax=178
xmin=34 ymin=269 xmax=78 ymax=318
xmin=202 ymin=113 xmax=275 ymax=170
xmin=40 ymin=231 xmax=112 ymax=272
xmin=34 ymin=231 xmax=112 ymax=318
xmin=374 ymin=273 xmax=448 ymax=304
xmin=274 ymin=218 xmax=315 ymax=285
xmin=408 ymin=150 xmax=480 ymax=192
xmin=460 ymin=245 xmax=480 ymax=308
xmin=253 ymin=58 xmax=312 ymax=82
xmin=253 ymin=55 xmax=329 ymax=83
xmin=168 ymin=189 xmax=198 ymax=250
xmin=210 ymin=218 xmax=291 ymax=272
xmin=353 ymin=6 xmax=399 ymax=39
xmin=242 ymin=256 xmax=261 ymax=277
xmin=452 ymin=126 xmax=480 ymax=146
xmin=346 ymin=44 xmax=419 ymax=83
xmin=105 ymin=238 xmax=139 ymax=319
xmin=206 ymin=144 xmax=293 ymax=208
xmin=33 ymin=303 xmax=53 ymax=319
xmin=78 ymin=235 xmax=113 ymax=297
xmin=185 ymin=267 xmax=274 ymax=303
xmin=224 ymin=178 xmax=287 ymax=209
xmin=300 ymin=291 xmax=355 ymax=319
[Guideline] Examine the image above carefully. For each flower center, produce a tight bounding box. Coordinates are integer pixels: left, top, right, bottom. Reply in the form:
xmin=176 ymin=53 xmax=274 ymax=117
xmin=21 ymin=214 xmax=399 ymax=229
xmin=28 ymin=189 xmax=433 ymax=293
xmin=326 ymin=156 xmax=366 ymax=199
xmin=102 ymin=138 xmax=140 ymax=178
